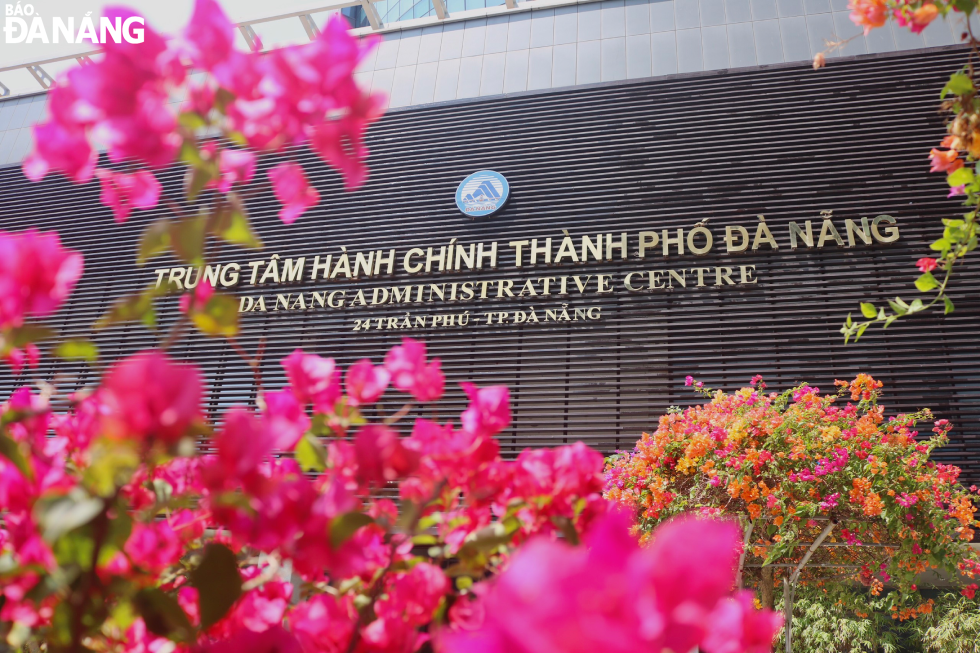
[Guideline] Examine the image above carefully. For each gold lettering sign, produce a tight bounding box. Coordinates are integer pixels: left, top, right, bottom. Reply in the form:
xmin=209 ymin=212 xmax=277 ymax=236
xmin=147 ymin=214 xmax=900 ymax=331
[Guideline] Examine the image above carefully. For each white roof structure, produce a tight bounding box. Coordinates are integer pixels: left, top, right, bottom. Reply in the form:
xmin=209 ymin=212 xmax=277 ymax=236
xmin=0 ymin=0 xmax=580 ymax=98
xmin=0 ymin=0 xmax=972 ymax=168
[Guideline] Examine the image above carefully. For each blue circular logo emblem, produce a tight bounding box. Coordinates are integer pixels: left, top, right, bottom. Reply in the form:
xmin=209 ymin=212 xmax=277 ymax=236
xmin=455 ymin=171 xmax=509 ymax=217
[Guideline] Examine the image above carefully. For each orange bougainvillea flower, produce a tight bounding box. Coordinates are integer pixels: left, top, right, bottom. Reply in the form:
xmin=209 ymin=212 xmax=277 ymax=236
xmin=912 ymin=3 xmax=939 ymax=27
xmin=603 ymin=373 xmax=980 ymax=612
xmin=929 ymin=147 xmax=964 ymax=173
xmin=849 ymin=0 xmax=888 ymax=34
xmin=850 ymin=373 xmax=883 ymax=401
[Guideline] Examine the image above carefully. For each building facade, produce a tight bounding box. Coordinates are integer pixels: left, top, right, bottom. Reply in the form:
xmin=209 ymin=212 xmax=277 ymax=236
xmin=0 ymin=3 xmax=978 ymax=484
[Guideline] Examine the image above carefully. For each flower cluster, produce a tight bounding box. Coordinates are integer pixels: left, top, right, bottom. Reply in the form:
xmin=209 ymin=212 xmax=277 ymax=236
xmin=0 ymin=229 xmax=83 ymax=372
xmin=24 ymin=0 xmax=384 ymax=225
xmin=441 ymin=511 xmax=782 ymax=653
xmin=842 ymin=0 xmax=980 ymax=337
xmin=0 ymin=339 xmax=782 ymax=653
xmin=604 ymin=375 xmax=980 ymax=616
xmin=849 ymin=0 xmax=940 ymax=35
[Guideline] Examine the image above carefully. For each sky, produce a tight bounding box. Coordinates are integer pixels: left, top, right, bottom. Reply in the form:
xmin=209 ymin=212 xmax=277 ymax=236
xmin=1 ymin=0 xmax=349 ymax=92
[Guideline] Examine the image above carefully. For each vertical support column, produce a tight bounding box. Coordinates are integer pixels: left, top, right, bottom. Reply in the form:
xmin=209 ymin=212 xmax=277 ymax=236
xmin=299 ymin=15 xmax=321 ymax=40
xmin=239 ymin=25 xmax=261 ymax=51
xmin=783 ymin=577 xmax=794 ymax=653
xmin=360 ymin=0 xmax=384 ymax=30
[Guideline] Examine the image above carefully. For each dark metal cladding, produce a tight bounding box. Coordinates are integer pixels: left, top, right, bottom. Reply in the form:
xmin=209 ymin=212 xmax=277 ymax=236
xmin=0 ymin=47 xmax=978 ymax=482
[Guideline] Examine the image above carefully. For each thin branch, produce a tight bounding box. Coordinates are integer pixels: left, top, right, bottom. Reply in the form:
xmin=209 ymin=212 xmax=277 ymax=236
xmin=790 ymin=521 xmax=836 ymax=586
xmin=736 ymin=520 xmax=755 ymax=589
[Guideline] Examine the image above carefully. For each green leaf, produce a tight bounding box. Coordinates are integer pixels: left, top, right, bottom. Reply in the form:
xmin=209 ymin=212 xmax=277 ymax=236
xmin=214 ymin=88 xmax=236 ymax=114
xmin=855 ymin=322 xmax=870 ymax=341
xmin=178 ymin=112 xmax=207 ymax=132
xmin=211 ymin=201 xmax=263 ymax=250
xmin=52 ymin=528 xmax=96 ymax=568
xmin=0 ymin=433 xmax=33 ymax=480
xmin=551 ymin=515 xmax=580 ymax=546
xmin=887 ymin=300 xmax=907 ymax=316
xmin=330 ymin=512 xmax=375 ymax=549
xmin=179 ymin=139 xmax=203 ymax=167
xmin=190 ymin=294 xmax=239 ymax=337
xmin=169 ymin=216 xmax=207 ymax=265
xmin=111 ymin=601 xmax=139 ymax=631
xmin=859 ymin=302 xmax=877 ymax=319
xmin=947 ymin=166 xmax=975 ymax=187
xmin=95 ymin=290 xmax=157 ymax=330
xmin=54 ymin=339 xmax=99 ymax=364
xmin=295 ymin=434 xmax=326 ymax=472
xmin=83 ymin=439 xmax=141 ymax=496
xmin=137 ymin=220 xmax=173 ymax=266
xmin=915 ymin=272 xmax=939 ymax=292
xmin=190 ymin=543 xmax=242 ymax=631
xmin=35 ymin=488 xmax=104 ymax=542
xmin=944 ymin=296 xmax=955 ymax=314
xmin=185 ymin=166 xmax=214 ymax=203
xmin=133 ymin=588 xmax=195 ymax=643
xmin=7 ymin=323 xmax=56 ymax=347
xmin=941 ymin=72 xmax=974 ymax=99
xmin=458 ymin=519 xmax=520 ymax=557
xmin=908 ymin=298 xmax=924 ymax=313
xmin=930 ymin=237 xmax=951 ymax=252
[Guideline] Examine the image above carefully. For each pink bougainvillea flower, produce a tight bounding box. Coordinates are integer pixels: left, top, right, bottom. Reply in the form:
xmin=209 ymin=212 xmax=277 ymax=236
xmin=647 ymin=517 xmax=743 ymax=652
xmin=290 ymin=594 xmax=357 ymax=653
xmin=23 ymin=117 xmax=96 ymax=183
xmin=179 ymin=280 xmax=215 ymax=314
xmin=95 ymin=169 xmax=161 ymax=223
xmin=849 ymin=0 xmax=887 ymax=34
xmin=214 ymin=407 xmax=273 ymax=479
xmin=187 ymin=83 xmax=216 ymax=117
xmin=929 ymin=148 xmax=963 ymax=173
xmin=2 ymin=344 xmax=40 ymax=375
xmin=460 ymin=383 xmax=511 ymax=439
xmin=0 ymin=230 xmax=83 ymax=329
xmin=345 ymin=358 xmax=391 ymax=406
xmin=269 ymin=162 xmax=320 ymax=224
xmin=202 ymin=569 xmax=292 ymax=639
xmin=439 ymin=510 xmax=775 ymax=653
xmin=262 ymin=387 xmax=310 ymax=451
xmin=96 ymin=96 xmax=181 ymax=168
xmin=307 ymin=84 xmax=386 ymax=190
xmin=183 ymin=0 xmax=236 ymax=72
xmin=948 ymin=184 xmax=966 ymax=198
xmin=217 ymin=149 xmax=256 ymax=192
xmin=124 ymin=521 xmax=183 ymax=575
xmin=354 ymin=424 xmax=419 ymax=486
xmin=281 ymin=348 xmax=341 ymax=413
xmin=701 ymin=592 xmax=784 ymax=653
xmin=375 ymin=563 xmax=449 ymax=627
xmin=101 ymin=350 xmax=202 ymax=445
xmin=895 ymin=2 xmax=938 ymax=34
xmin=916 ymin=257 xmax=938 ymax=273
xmin=384 ymin=338 xmax=445 ymax=402
xmin=199 ymin=625 xmax=303 ymax=653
